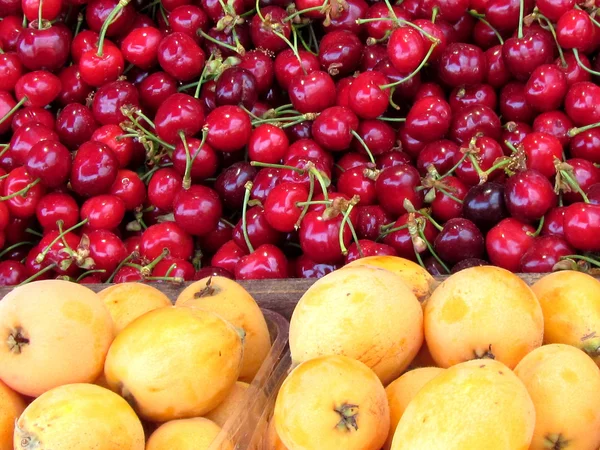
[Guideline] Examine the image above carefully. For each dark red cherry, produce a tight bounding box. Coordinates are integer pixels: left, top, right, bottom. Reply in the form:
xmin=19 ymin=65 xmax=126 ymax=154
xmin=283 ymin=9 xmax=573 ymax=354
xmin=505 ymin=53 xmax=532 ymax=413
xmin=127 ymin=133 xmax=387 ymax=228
xmin=139 ymin=222 xmax=194 ymax=261
xmin=56 ymin=65 xmax=93 ymax=106
xmin=556 ymin=52 xmax=591 ymax=87
xmin=449 ymin=84 xmax=497 ymax=112
xmin=449 ymin=104 xmax=501 ymax=144
xmin=0 ymin=260 xmax=27 ymax=286
xmin=417 ymin=139 xmax=459 ymax=176
xmin=298 ymin=210 xmax=352 ymax=264
xmin=352 ymin=120 xmax=395 ymax=157
xmin=289 ymin=70 xmax=336 ymax=114
xmin=147 ymin=167 xmax=182 ymax=212
xmin=154 ymin=93 xmax=204 ymax=145
xmin=405 ymin=96 xmax=452 ymax=143
xmin=486 ymin=218 xmax=535 ymax=272
xmin=501 ymin=121 xmax=531 ymax=155
xmin=239 ymin=50 xmax=274 ymax=96
xmin=387 ymin=26 xmax=427 ymax=74
xmin=499 ymin=82 xmax=534 ymax=123
xmin=485 ymin=44 xmax=512 ymax=88
xmin=504 ymin=169 xmax=557 ymax=222
xmin=295 ymin=253 xmax=341 ymax=279
xmin=454 ymin=136 xmax=504 ymax=185
xmin=273 ymin=49 xmax=320 ymax=91
xmin=520 ymin=235 xmax=574 ymax=273
xmin=0 ymin=16 xmax=23 ymax=52
xmin=536 ymin=0 xmax=574 ymax=22
xmin=0 ymin=52 xmax=22 ymax=91
xmin=502 ymin=30 xmax=554 ymax=81
xmin=194 ymin=266 xmax=234 ymax=280
xmin=157 ymin=32 xmax=205 ymax=81
xmin=542 ymin=206 xmax=567 ymax=237
xmin=354 ymin=205 xmax=391 ymax=241
xmin=311 ymin=106 xmax=358 ymax=152
xmin=86 ymin=0 xmax=135 ymax=37
xmin=250 ymin=168 xmax=282 ymax=204
xmin=151 ymin=258 xmax=195 ymax=281
xmin=438 ymin=43 xmax=486 ymax=87
xmin=532 ymin=110 xmax=573 ymax=148
xmin=375 ymin=163 xmax=423 ymax=216
xmin=138 ymin=71 xmax=178 ymax=113
xmin=55 ymin=103 xmax=97 ymax=150
xmin=338 ymin=166 xmax=376 ymax=205
xmin=120 ymin=26 xmax=163 ymax=70
xmin=9 ymin=123 xmax=59 ymax=167
xmin=318 ymin=30 xmax=363 ymax=77
xmin=168 ymin=5 xmax=208 ymax=40
xmin=233 ymin=205 xmax=282 ymax=251
xmin=92 ymin=80 xmax=140 ymax=126
xmin=215 ymin=67 xmax=258 ymax=109
xmin=557 ymin=9 xmax=594 ymax=50
xmin=563 ymin=202 xmax=600 ymax=251
xmin=434 ymin=218 xmax=485 ymax=264
xmin=462 ymin=182 xmax=508 ymax=230
xmin=173 ymin=184 xmax=222 ymax=236
xmin=249 ymin=6 xmax=290 ymax=52
xmin=11 ymin=106 xmax=55 ymax=132
xmin=215 ymin=161 xmax=258 ymax=210
xmin=16 ymin=23 xmax=71 ymax=71
xmin=382 ymin=211 xmax=438 ymax=261
xmin=524 ymin=64 xmax=568 ymax=112
xmin=561 ymin=158 xmax=600 ymax=204
xmin=70 ymin=141 xmax=119 ymax=198
xmin=25 ymin=140 xmax=71 ymax=188
xmin=344 ymin=239 xmax=396 ymax=264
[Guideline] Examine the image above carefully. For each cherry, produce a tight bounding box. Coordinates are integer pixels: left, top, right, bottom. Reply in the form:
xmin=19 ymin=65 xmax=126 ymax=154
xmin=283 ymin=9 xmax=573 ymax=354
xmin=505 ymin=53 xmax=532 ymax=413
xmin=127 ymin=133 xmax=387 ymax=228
xmin=318 ymin=30 xmax=363 ymax=77
xmin=416 ymin=140 xmax=459 ymax=175
xmin=86 ymin=0 xmax=135 ymax=36
xmin=485 ymin=44 xmax=512 ymax=88
xmin=542 ymin=206 xmax=567 ymax=237
xmin=113 ymin=265 xmax=143 ymax=283
xmin=205 ymin=105 xmax=252 ymax=153
xmin=261 ymin=182 xmax=307 ymax=233
xmin=139 ymin=221 xmax=193 ymax=261
xmin=5 ymin=217 xmax=35 ymax=245
xmin=16 ymin=22 xmax=71 ymax=72
xmin=486 ymin=218 xmax=535 ymax=272
xmin=199 ymin=0 xmax=244 ymax=22
xmin=352 ymin=120 xmax=395 ymax=156
xmin=154 ymin=93 xmax=204 ymax=145
xmin=338 ymin=166 xmax=376 ymax=205
xmin=157 ymin=32 xmax=205 ymax=81
xmin=2 ymin=166 xmax=45 ymax=219
xmin=556 ymin=9 xmax=594 ymax=51
xmin=532 ymin=110 xmax=573 ymax=148
xmin=363 ymin=3 xmax=410 ymax=41
xmin=285 ymin=139 xmax=334 ymax=169
xmin=434 ymin=218 xmax=485 ymax=264
xmin=327 ymin=0 xmax=368 ymax=33
xmin=80 ymin=195 xmax=126 ymax=230
xmin=504 ymin=169 xmax=557 ymax=222
xmin=147 ymin=167 xmax=182 ymax=211
xmin=70 ymin=141 xmax=119 ymax=198
xmin=239 ymin=50 xmax=275 ymax=96
xmin=454 ymin=135 xmax=504 ymax=185
xmin=345 ymin=71 xmax=391 ymax=120
xmin=151 ymin=257 xmax=195 ymax=281
xmin=333 ymin=152 xmax=369 ymax=180
xmin=359 ymin=45 xmax=387 ymax=72
xmin=373 ymin=57 xmax=422 ymax=102
xmin=233 ymin=204 xmax=282 ymax=250
xmin=438 ymin=43 xmax=486 ymax=87
xmin=298 ymin=210 xmax=352 ymax=264
xmin=215 ymin=67 xmax=258 ymax=109
xmin=249 ymin=6 xmax=290 ymax=52
xmin=536 ymin=0 xmax=574 ymax=22
xmin=451 ymin=258 xmax=488 ymax=273
xmin=387 ymin=26 xmax=427 ymax=74
xmin=171 ymin=138 xmax=218 ymax=186
xmin=289 ymin=70 xmax=336 ymax=114
xmin=520 ymin=235 xmax=574 ymax=273
xmin=375 ymin=163 xmax=423 ymax=216
xmin=273 ymin=49 xmax=320 ymax=92
xmin=55 ymin=103 xmax=97 ymax=150
xmin=194 ymin=266 xmax=234 ymax=280
xmin=396 ymin=126 xmax=426 ymax=160
xmin=138 ymin=72 xmax=178 ymax=113
xmin=430 ymin=176 xmax=468 ymax=222
xmin=37 ymin=228 xmax=82 ymax=277
xmin=92 ymin=80 xmax=140 ymax=126
xmin=36 ymin=192 xmax=79 ymax=231
xmin=215 ymin=161 xmax=257 ymax=210
xmin=561 ymin=158 xmax=600 ymax=204
xmin=344 ymin=239 xmax=396 ymax=263
xmin=524 ymin=64 xmax=567 ymax=112
xmin=169 ymin=5 xmax=208 ymax=40
xmin=382 ymin=212 xmax=438 ymax=261
xmin=499 ymin=82 xmax=534 ymax=123
xmin=311 ymin=106 xmax=358 ymax=152
xmin=25 ymin=140 xmax=71 ymax=188
xmin=56 ymin=65 xmax=93 ymax=106
xmin=0 ymin=202 xmax=9 ymax=232
xmin=557 ymin=52 xmax=591 ymax=86
xmin=449 ymin=84 xmax=497 ymax=112
xmin=0 ymin=260 xmax=27 ymax=286
xmin=449 ymin=104 xmax=502 ymax=144
xmin=0 ymin=17 xmax=23 ymax=52
xmin=11 ymin=106 xmax=55 ymax=132
xmin=248 ymin=124 xmax=289 ymax=164
xmin=121 ymin=26 xmax=163 ymax=70
xmin=563 ymin=202 xmax=600 ymax=251
xmin=249 ymin=168 xmax=281 ymax=204
xmin=519 ymin=131 xmax=562 ymax=179
xmin=195 ymin=219 xmax=231 ymax=255
xmin=9 ymin=123 xmax=59 ymax=168
xmin=462 ymin=182 xmax=508 ymax=230
xmin=83 ymin=229 xmax=127 ymax=279
xmin=570 ymin=128 xmax=600 ymax=163
xmin=211 ymin=240 xmax=247 ymax=274
xmin=502 ymin=30 xmax=554 ymax=81
xmin=564 ymin=82 xmax=600 ymax=127
xmin=354 ymin=205 xmax=391 ymax=241
xmin=0 ymin=52 xmax=22 ymax=92
xmin=405 ymin=96 xmax=452 ymax=143
xmin=80 ymin=43 xmax=125 ymax=88
xmin=172 ymin=184 xmax=222 ymax=236
xmin=235 ymin=243 xmax=288 ymax=280
xmin=295 ymin=253 xmax=341 ymax=278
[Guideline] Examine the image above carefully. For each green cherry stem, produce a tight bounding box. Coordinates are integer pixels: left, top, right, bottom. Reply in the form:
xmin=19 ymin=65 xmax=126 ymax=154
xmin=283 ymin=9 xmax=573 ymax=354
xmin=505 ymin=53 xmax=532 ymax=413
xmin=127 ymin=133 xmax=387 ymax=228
xmin=75 ymin=269 xmax=107 ymax=282
xmin=0 ymin=178 xmax=41 ymax=202
xmin=561 ymin=254 xmax=600 ymax=268
xmin=0 ymin=241 xmax=34 ymax=259
xmin=97 ymin=0 xmax=130 ymax=56
xmin=242 ymin=181 xmax=255 ymax=253
xmin=339 ymin=197 xmax=360 ymax=256
xmin=418 ymin=226 xmax=450 ymax=273
xmin=468 ymin=9 xmax=504 ymax=44
xmin=17 ymin=264 xmax=57 ymax=286
xmin=35 ymin=219 xmax=89 ymax=264
xmin=380 ymin=43 xmax=438 ymax=90
xmin=517 ymin=0 xmax=525 ymax=39
xmin=573 ymin=48 xmax=600 ymax=77
xmin=295 ymin=172 xmax=315 ymax=230
xmin=350 ymin=130 xmax=375 ymax=164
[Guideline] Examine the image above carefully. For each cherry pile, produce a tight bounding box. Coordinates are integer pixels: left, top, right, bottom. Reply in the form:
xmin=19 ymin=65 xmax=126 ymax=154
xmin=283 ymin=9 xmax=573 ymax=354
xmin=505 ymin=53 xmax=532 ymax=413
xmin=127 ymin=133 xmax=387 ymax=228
xmin=1 ymin=0 xmax=600 ymax=284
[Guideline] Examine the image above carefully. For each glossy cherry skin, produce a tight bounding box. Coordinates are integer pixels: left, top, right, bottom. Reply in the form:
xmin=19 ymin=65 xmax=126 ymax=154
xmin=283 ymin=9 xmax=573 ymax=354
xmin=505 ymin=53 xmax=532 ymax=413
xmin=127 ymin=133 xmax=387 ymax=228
xmin=504 ymin=169 xmax=557 ymax=222
xmin=295 ymin=253 xmax=341 ymax=279
xmin=139 ymin=222 xmax=193 ymax=261
xmin=232 ymin=205 xmax=282 ymax=252
xmin=248 ymin=124 xmax=289 ymax=164
xmin=171 ymin=138 xmax=218 ymax=183
xmin=55 ymin=103 xmax=97 ymax=150
xmin=375 ymin=164 xmax=423 ymax=216
xmin=499 ymin=82 xmax=534 ymax=123
xmin=344 ymin=239 xmax=396 ymax=264
xmin=215 ymin=67 xmax=258 ymax=109
xmin=56 ymin=65 xmax=93 ymax=106
xmin=92 ymin=80 xmax=140 ymax=126
xmin=454 ymin=136 xmax=504 ymax=185
xmin=70 ymin=142 xmax=119 ymax=198
xmin=36 ymin=192 xmax=79 ymax=231
xmin=211 ymin=240 xmax=248 ymax=274
xmin=439 ymin=43 xmax=486 ymax=87
xmin=382 ymin=212 xmax=438 ymax=261
xmin=157 ymin=32 xmax=205 ymax=82
xmin=239 ymin=50 xmax=274 ymax=96
xmin=417 ymin=140 xmax=459 ymax=176
xmin=151 ymin=258 xmax=195 ymax=281
xmin=11 ymin=106 xmax=55 ymax=132
xmin=84 ymin=229 xmax=127 ymax=280
xmin=154 ymin=93 xmax=204 ymax=145
xmin=387 ymin=26 xmax=426 ymax=74
xmin=564 ymin=81 xmax=600 ymax=127
xmin=113 ymin=265 xmax=143 ymax=283
xmin=451 ymin=258 xmax=488 ymax=273
xmin=263 ymin=183 xmax=308 ymax=233
xmin=0 ymin=16 xmax=23 ymax=51
xmin=338 ymin=166 xmax=377 ymax=205
xmin=311 ymin=106 xmax=359 ymax=152
xmin=354 ymin=205 xmax=392 ymax=241
xmin=0 ymin=52 xmax=22 ymax=91
xmin=249 ymin=6 xmax=290 ymax=52
xmin=431 ymin=176 xmax=468 ymax=222
xmin=486 ymin=218 xmax=535 ymax=272
xmin=318 ymin=30 xmax=363 ymax=77
xmin=524 ymin=64 xmax=567 ymax=112
xmin=557 ymin=52 xmax=591 ymax=87
xmin=541 ymin=206 xmax=567 ymax=238
xmin=347 ymin=71 xmax=392 ymax=121
xmin=25 ymin=140 xmax=71 ymax=188
xmin=121 ymin=26 xmax=163 ymax=70
xmin=449 ymin=84 xmax=498 ymax=112
xmin=327 ymin=0 xmax=368 ymax=34
xmin=502 ymin=30 xmax=554 ymax=81
xmin=298 ymin=210 xmax=352 ymax=264
xmin=520 ymin=235 xmax=574 ymax=273
xmin=138 ymin=71 xmax=178 ymax=113
xmin=80 ymin=195 xmax=126 ymax=230
xmin=557 ymin=9 xmax=594 ymax=50
xmin=561 ymin=158 xmax=600 ymax=204
xmin=194 ymin=219 xmax=231 ymax=256
xmin=352 ymin=120 xmax=395 ymax=157
xmin=14 ymin=70 xmax=61 ymax=108
xmin=172 ymin=185 xmax=222 ymax=236
xmin=9 ymin=124 xmax=59 ymax=168
xmin=147 ymin=168 xmax=182 ymax=212
xmin=16 ymin=23 xmax=71 ymax=71
xmin=215 ymin=162 xmax=257 ymax=211
xmin=363 ymin=3 xmax=410 ymax=40
xmin=502 ymin=121 xmax=532 ymax=156
xmin=273 ymin=49 xmax=320 ymax=92
xmin=2 ymin=167 xmax=46 ymax=219
xmin=205 ymin=105 xmax=252 ymax=153
xmin=462 ymin=182 xmax=509 ymax=231
xmin=0 ymin=202 xmax=9 ymax=232
xmin=194 ymin=266 xmax=234 ymax=280
xmin=235 ymin=244 xmax=289 ymax=280
xmin=520 ymin=132 xmax=563 ymax=179
xmin=0 ymin=261 xmax=27 ymax=286
xmin=86 ymin=0 xmax=135 ymax=36
xmin=570 ymin=128 xmax=600 ymax=163
xmin=485 ymin=45 xmax=512 ymax=88
xmin=288 ymin=70 xmax=336 ymax=114
xmin=79 ymin=44 xmax=125 ymax=88
xmin=532 ymin=110 xmax=573 ymax=148
xmin=434 ymin=218 xmax=485 ymax=264
xmin=563 ymin=203 xmax=600 ymax=251
xmin=537 ymin=0 xmax=574 ymax=22
xmin=405 ymin=96 xmax=452 ymax=143
xmin=449 ymin=104 xmax=502 ymax=144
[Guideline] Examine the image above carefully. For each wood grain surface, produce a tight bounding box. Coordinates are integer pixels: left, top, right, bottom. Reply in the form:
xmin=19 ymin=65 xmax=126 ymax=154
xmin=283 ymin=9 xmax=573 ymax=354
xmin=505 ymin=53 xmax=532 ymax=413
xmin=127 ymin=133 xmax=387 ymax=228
xmin=0 ymin=274 xmax=549 ymax=320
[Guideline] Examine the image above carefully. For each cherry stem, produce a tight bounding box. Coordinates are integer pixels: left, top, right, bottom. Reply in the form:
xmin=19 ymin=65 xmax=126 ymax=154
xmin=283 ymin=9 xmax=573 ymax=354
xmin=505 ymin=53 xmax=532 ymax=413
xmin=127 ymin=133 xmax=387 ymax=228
xmin=468 ymin=9 xmax=504 ymax=44
xmin=377 ymin=116 xmax=406 ymax=122
xmin=380 ymin=43 xmax=437 ymax=90
xmin=350 ymin=130 xmax=375 ymax=164
xmin=517 ymin=0 xmax=524 ymax=39
xmin=97 ymin=0 xmax=129 ymax=56
xmin=180 ymin=129 xmax=207 ymax=190
xmin=535 ymin=12 xmax=566 ymax=67
xmin=439 ymin=152 xmax=468 ymax=179
xmin=251 ymin=113 xmax=316 ymax=126
xmin=35 ymin=219 xmax=88 ymax=263
xmin=339 ymin=197 xmax=359 ymax=256
xmin=431 ymin=6 xmax=439 ymax=22
xmin=569 ymin=121 xmax=600 ymax=137
xmin=144 ymin=274 xmax=184 ymax=283
xmin=415 ymin=207 xmax=443 ymax=231
xmin=561 ymin=254 xmax=600 ymax=268
xmin=17 ymin=263 xmax=57 ymax=286
xmin=378 ymin=223 xmax=408 ymax=239
xmin=37 ymin=0 xmax=43 ymax=30
xmin=195 ymin=52 xmax=215 ymax=98
xmin=527 ymin=216 xmax=545 ymax=237
xmin=436 ymin=186 xmax=464 ymax=205
xmin=572 ymin=48 xmax=600 ymax=77
xmin=560 ymin=169 xmax=590 ymax=203
xmin=0 ymin=241 xmax=34 ymax=259
xmin=0 ymin=96 xmax=27 ymax=127
xmin=197 ymin=29 xmax=241 ymax=54
xmin=309 ymin=166 xmax=330 ymax=201
xmin=250 ymin=161 xmax=304 ymax=173
xmin=383 ymin=0 xmax=398 ymax=21
xmin=575 ymin=4 xmax=600 ymax=28
xmin=418 ymin=226 xmax=450 ymax=273
xmin=25 ymin=228 xmax=43 ymax=237
xmin=105 ymin=252 xmax=136 ymax=283
xmin=74 ymin=12 xmax=84 ymax=36
xmin=242 ymin=181 xmax=255 ymax=253
xmin=75 ymin=269 xmax=106 ymax=282
xmin=295 ymin=172 xmax=315 ymax=230
xmin=296 ymin=200 xmax=331 ymax=206
xmin=284 ymin=1 xmax=329 ymax=22
xmin=466 ymin=153 xmax=489 ymax=184
xmin=140 ymin=248 xmax=170 ymax=276
xmin=0 ymin=178 xmax=41 ymax=202
xmin=482 ymin=157 xmax=511 ymax=178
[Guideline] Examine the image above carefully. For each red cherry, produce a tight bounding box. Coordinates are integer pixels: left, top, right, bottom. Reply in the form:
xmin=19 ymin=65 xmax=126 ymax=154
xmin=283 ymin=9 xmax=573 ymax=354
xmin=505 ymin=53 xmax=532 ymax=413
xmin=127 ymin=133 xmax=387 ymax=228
xmin=561 ymin=158 xmax=600 ymax=204
xmin=37 ymin=229 xmax=81 ymax=276
xmin=250 ymin=168 xmax=282 ymax=204
xmin=524 ymin=64 xmax=567 ymax=112
xmin=215 ymin=67 xmax=258 ymax=109
xmin=288 ymin=70 xmax=336 ymax=114
xmin=211 ymin=239 xmax=247 ymax=274
xmin=172 ymin=185 xmax=222 ymax=236
xmin=157 ymin=32 xmax=205 ymax=81
xmin=70 ymin=141 xmax=119 ymax=198
xmin=79 ymin=44 xmax=125 ymax=87
xmin=532 ymin=110 xmax=573 ymax=148
xmin=14 ymin=70 xmax=61 ymax=109
xmin=9 ymin=123 xmax=59 ymax=168
xmin=56 ymin=65 xmax=93 ymax=106
xmin=36 ymin=192 xmax=79 ymax=231
xmin=84 ymin=229 xmax=127 ymax=279
xmin=564 ymin=81 xmax=600 ymax=127
xmin=248 ymin=124 xmax=289 ymax=164
xmin=172 ymin=137 xmax=219 ymax=183
xmin=338 ymin=166 xmax=377 ymax=205
xmin=485 ymin=44 xmax=512 ymax=88
xmin=449 ymin=104 xmax=501 ymax=144
xmin=92 ymin=80 xmax=140 ymax=126
xmin=11 ymin=106 xmax=55 ymax=132
xmin=504 ymin=169 xmax=557 ymax=222
xmin=536 ymin=0 xmax=574 ymax=22
xmin=0 ymin=260 xmax=27 ymax=286
xmin=431 ymin=176 xmax=468 ymax=222
xmin=387 ymin=26 xmax=426 ymax=74
xmin=502 ymin=30 xmax=554 ymax=81
xmin=295 ymin=253 xmax=341 ymax=278
xmin=318 ymin=30 xmax=363 ymax=77
xmin=542 ymin=206 xmax=567 ymax=237
xmin=354 ymin=205 xmax=391 ymax=241
xmin=235 ymin=243 xmax=288 ymax=280
xmin=139 ymin=222 xmax=193 ymax=261
xmin=121 ymin=26 xmax=163 ymax=70
xmin=382 ymin=211 xmax=438 ymax=261
xmin=439 ymin=43 xmax=486 ymax=87
xmin=405 ymin=96 xmax=452 ymax=142
xmin=168 ymin=5 xmax=208 ymax=40
xmin=449 ymin=84 xmax=497 ymax=111
xmin=454 ymin=136 xmax=504 ymax=185
xmin=311 ymin=106 xmax=359 ymax=152
xmin=239 ymin=50 xmax=274 ymax=96
xmin=80 ymin=195 xmax=126 ymax=230
xmin=556 ymin=52 xmax=591 ymax=86
xmin=556 ymin=9 xmax=594 ymax=50
xmin=417 ymin=139 xmax=459 ymax=175
xmin=273 ymin=49 xmax=320 ymax=91
xmin=113 ymin=265 xmax=143 ymax=283
xmin=263 ymin=182 xmax=308 ymax=233
xmin=233 ymin=204 xmax=282 ymax=250
xmin=520 ymin=235 xmax=574 ymax=273
xmin=563 ymin=202 xmax=600 ymax=251
xmin=344 ymin=239 xmax=396 ymax=264
xmin=2 ymin=166 xmax=46 ymax=219
xmin=375 ymin=163 xmax=423 ymax=216
xmin=151 ymin=257 xmax=195 ymax=281
xmin=138 ymin=71 xmax=178 ymax=113
xmin=521 ymin=132 xmax=563 ymax=179
xmin=0 ymin=52 xmax=22 ymax=91
xmin=86 ymin=0 xmax=135 ymax=36
xmin=55 ymin=103 xmax=98 ymax=150
xmin=147 ymin=167 xmax=182 ymax=212
xmin=16 ymin=23 xmax=71 ymax=72
xmin=499 ymin=82 xmax=534 ymax=123
xmin=0 ymin=16 xmax=23 ymax=52
xmin=298 ymin=210 xmax=352 ymax=264
xmin=486 ymin=218 xmax=535 ymax=272
xmin=285 ymin=139 xmax=334 ymax=169
xmin=154 ymin=93 xmax=205 ymax=145
xmin=25 ymin=140 xmax=71 ymax=188
xmin=205 ymin=105 xmax=252 ymax=153
xmin=249 ymin=6 xmax=290 ymax=52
